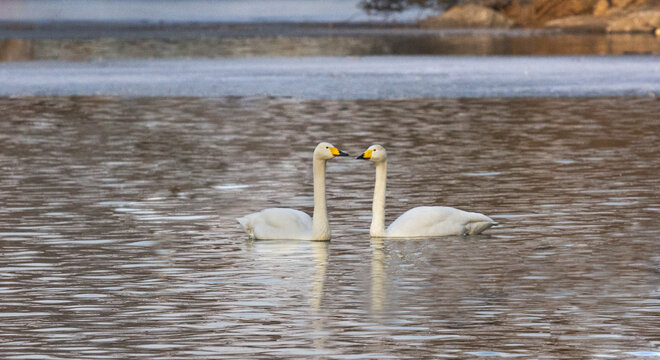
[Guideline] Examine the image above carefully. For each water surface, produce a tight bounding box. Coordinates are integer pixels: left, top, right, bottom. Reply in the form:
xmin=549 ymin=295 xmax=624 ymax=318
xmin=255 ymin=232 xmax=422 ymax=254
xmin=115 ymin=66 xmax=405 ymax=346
xmin=1 ymin=96 xmax=658 ymax=358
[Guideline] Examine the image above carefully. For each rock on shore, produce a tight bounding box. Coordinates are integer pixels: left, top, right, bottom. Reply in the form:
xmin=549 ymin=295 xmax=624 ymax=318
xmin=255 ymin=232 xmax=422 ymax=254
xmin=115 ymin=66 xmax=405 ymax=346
xmin=606 ymin=8 xmax=660 ymax=32
xmin=419 ymin=4 xmax=514 ymax=28
xmin=419 ymin=0 xmax=660 ymax=33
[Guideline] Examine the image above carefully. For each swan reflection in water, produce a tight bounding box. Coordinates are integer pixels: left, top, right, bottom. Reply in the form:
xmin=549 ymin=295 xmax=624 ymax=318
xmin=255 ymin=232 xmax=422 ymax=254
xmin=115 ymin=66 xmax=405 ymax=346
xmin=247 ymin=239 xmax=329 ymax=349
xmin=370 ymin=237 xmax=386 ymax=317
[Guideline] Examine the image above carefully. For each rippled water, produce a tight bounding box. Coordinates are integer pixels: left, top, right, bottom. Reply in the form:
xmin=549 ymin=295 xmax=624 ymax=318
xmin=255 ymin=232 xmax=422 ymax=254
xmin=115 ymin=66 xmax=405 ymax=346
xmin=1 ymin=96 xmax=658 ymax=358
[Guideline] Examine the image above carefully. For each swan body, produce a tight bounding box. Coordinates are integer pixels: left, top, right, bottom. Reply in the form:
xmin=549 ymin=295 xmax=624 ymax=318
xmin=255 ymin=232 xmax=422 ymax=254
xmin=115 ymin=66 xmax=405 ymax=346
xmin=237 ymin=142 xmax=348 ymax=241
xmin=357 ymin=144 xmax=497 ymax=238
xmin=237 ymin=208 xmax=314 ymax=240
xmin=387 ymin=206 xmax=497 ymax=237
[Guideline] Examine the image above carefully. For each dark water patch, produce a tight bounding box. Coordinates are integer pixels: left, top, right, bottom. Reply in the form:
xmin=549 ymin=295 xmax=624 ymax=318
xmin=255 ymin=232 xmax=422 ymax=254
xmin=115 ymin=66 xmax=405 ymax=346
xmin=1 ymin=29 xmax=659 ymax=62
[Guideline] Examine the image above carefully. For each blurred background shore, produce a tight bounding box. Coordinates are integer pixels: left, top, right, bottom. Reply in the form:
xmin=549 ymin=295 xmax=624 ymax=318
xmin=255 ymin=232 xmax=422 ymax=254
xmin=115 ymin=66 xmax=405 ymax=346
xmin=1 ymin=0 xmax=658 ymax=63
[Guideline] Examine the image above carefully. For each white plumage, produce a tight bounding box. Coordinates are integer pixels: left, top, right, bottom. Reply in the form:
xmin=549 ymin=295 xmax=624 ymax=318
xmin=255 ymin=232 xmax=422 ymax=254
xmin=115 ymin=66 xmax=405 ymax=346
xmin=237 ymin=208 xmax=313 ymax=240
xmin=237 ymin=142 xmax=348 ymax=241
xmin=357 ymin=144 xmax=498 ymax=238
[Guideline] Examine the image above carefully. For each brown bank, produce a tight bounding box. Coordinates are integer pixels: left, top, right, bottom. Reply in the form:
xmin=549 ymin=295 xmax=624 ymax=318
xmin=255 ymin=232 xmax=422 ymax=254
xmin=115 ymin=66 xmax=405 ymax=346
xmin=419 ymin=0 xmax=660 ymax=33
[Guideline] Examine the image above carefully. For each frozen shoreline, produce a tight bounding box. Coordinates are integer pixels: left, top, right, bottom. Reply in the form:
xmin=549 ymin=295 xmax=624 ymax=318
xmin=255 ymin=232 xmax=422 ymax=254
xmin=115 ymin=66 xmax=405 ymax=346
xmin=1 ymin=55 xmax=658 ymax=99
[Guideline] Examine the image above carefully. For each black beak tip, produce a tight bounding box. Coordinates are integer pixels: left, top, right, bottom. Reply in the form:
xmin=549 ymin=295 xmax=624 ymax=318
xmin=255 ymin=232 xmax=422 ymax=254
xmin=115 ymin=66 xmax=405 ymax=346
xmin=338 ymin=150 xmax=349 ymax=157
xmin=356 ymin=154 xmax=365 ymax=160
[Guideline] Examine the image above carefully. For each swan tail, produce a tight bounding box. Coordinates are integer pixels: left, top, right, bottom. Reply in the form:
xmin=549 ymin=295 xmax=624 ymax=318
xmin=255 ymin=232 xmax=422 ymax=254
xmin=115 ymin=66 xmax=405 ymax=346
xmin=465 ymin=213 xmax=498 ymax=235
xmin=236 ymin=215 xmax=256 ymax=239
xmin=465 ymin=221 xmax=496 ymax=235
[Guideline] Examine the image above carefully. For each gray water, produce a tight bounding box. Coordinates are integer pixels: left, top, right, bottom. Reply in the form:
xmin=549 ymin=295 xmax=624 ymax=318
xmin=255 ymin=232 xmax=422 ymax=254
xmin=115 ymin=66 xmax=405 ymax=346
xmin=1 ymin=96 xmax=659 ymax=358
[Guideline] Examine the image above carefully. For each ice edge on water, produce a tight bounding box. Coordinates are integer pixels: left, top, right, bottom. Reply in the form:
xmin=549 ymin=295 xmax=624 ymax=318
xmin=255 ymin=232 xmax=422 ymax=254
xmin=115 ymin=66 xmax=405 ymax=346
xmin=1 ymin=56 xmax=658 ymax=99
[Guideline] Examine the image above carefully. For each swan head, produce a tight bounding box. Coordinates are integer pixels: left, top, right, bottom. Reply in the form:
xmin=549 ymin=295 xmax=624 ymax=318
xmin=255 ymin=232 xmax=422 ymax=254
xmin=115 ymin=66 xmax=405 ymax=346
xmin=357 ymin=144 xmax=387 ymax=163
xmin=314 ymin=142 xmax=349 ymax=160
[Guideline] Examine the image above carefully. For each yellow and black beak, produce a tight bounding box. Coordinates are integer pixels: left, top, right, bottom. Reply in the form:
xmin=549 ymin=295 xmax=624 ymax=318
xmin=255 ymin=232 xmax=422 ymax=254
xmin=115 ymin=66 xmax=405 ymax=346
xmin=330 ymin=147 xmax=349 ymax=157
xmin=356 ymin=149 xmax=373 ymax=160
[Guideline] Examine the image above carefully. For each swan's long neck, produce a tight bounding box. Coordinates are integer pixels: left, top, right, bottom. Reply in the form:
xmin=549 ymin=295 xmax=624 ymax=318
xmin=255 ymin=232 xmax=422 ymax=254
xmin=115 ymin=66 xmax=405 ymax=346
xmin=371 ymin=161 xmax=387 ymax=237
xmin=311 ymin=157 xmax=330 ymax=240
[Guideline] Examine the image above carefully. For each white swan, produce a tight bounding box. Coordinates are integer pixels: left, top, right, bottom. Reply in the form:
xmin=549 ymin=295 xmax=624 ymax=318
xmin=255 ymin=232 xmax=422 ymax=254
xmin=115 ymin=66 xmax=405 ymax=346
xmin=357 ymin=144 xmax=498 ymax=237
xmin=237 ymin=142 xmax=349 ymax=240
